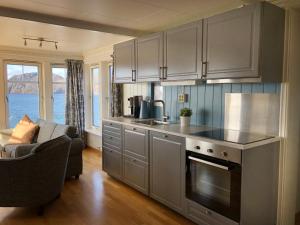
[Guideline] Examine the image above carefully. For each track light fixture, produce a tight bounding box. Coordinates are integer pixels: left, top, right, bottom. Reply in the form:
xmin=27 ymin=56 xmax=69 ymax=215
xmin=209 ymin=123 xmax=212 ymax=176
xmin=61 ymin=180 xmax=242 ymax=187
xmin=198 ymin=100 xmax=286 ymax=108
xmin=23 ymin=37 xmax=59 ymax=50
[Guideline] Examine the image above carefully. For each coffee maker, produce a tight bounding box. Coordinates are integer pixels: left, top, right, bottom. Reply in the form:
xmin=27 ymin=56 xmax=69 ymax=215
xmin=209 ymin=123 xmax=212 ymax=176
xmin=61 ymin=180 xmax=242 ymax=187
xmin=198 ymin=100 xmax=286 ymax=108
xmin=125 ymin=96 xmax=143 ymax=118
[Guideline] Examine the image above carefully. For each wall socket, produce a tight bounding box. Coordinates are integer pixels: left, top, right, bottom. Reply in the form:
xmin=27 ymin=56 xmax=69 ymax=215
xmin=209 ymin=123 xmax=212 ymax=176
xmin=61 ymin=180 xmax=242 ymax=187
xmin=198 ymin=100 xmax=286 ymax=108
xmin=178 ymin=94 xmax=188 ymax=103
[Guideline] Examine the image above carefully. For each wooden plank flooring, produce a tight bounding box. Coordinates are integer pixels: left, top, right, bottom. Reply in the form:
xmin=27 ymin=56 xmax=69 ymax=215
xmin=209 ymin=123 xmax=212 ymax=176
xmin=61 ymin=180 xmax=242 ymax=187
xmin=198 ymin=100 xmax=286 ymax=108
xmin=0 ymin=148 xmax=195 ymax=225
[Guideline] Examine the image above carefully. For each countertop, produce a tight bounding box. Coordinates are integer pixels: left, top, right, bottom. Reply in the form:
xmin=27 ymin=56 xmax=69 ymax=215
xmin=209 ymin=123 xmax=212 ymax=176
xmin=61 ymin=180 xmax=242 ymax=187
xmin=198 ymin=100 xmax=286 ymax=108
xmin=103 ymin=117 xmax=281 ymax=150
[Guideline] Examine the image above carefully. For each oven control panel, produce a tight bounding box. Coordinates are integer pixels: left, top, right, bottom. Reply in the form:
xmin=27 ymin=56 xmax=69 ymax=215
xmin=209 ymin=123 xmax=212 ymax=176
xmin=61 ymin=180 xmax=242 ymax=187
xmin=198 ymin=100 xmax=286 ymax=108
xmin=186 ymin=138 xmax=241 ymax=164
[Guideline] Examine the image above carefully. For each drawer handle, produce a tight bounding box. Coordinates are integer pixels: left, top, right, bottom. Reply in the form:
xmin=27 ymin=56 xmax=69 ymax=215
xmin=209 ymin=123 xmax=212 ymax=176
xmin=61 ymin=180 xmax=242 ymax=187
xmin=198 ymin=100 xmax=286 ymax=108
xmin=109 ymin=137 xmax=113 ymax=139
xmin=109 ymin=150 xmax=113 ymax=153
xmin=195 ymin=146 xmax=200 ymax=150
xmin=132 ymin=159 xmax=137 ymax=162
xmin=207 ymin=149 xmax=213 ymax=153
xmin=132 ymin=128 xmax=136 ymax=131
xmin=163 ymin=134 xmax=168 ymax=138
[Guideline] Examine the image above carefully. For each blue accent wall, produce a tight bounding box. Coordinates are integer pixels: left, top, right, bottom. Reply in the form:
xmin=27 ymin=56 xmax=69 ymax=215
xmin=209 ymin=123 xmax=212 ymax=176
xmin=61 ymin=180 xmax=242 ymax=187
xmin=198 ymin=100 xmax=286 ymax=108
xmin=159 ymin=83 xmax=280 ymax=128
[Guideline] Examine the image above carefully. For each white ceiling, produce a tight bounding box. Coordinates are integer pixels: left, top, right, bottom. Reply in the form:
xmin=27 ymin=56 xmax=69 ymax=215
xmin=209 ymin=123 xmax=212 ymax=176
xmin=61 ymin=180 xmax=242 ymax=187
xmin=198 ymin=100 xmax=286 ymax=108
xmin=0 ymin=16 xmax=131 ymax=53
xmin=0 ymin=0 xmax=299 ymax=53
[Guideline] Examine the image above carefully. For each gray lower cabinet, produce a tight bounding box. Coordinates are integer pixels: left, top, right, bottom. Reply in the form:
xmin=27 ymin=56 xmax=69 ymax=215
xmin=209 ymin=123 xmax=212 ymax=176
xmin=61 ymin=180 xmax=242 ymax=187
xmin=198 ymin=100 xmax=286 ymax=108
xmin=102 ymin=148 xmax=122 ymax=180
xmin=123 ymin=155 xmax=148 ymax=195
xmin=102 ymin=121 xmax=123 ymax=179
xmin=203 ymin=2 xmax=284 ymax=82
xmin=124 ymin=125 xmax=148 ymax=161
xmin=150 ymin=131 xmax=185 ymax=213
xmin=123 ymin=125 xmax=149 ymax=194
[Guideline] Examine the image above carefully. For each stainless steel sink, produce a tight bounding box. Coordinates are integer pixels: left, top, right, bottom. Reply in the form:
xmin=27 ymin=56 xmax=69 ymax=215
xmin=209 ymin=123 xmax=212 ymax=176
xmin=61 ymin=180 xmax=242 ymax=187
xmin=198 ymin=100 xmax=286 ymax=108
xmin=133 ymin=119 xmax=169 ymax=126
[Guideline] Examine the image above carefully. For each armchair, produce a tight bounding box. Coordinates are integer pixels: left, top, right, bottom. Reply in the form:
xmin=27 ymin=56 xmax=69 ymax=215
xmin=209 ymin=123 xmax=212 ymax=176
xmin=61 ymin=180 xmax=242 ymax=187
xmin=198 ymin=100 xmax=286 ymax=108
xmin=0 ymin=135 xmax=71 ymax=214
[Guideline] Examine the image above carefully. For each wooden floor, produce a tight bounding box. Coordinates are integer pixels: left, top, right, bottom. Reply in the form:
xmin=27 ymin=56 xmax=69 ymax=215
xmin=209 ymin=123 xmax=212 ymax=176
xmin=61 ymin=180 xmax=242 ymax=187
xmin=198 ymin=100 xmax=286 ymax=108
xmin=0 ymin=148 xmax=195 ymax=225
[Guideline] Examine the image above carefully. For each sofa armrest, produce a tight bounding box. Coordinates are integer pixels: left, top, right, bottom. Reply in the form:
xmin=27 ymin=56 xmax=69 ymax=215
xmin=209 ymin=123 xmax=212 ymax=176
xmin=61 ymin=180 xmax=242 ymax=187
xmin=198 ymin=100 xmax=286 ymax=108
xmin=14 ymin=144 xmax=38 ymax=158
xmin=69 ymin=138 xmax=84 ymax=156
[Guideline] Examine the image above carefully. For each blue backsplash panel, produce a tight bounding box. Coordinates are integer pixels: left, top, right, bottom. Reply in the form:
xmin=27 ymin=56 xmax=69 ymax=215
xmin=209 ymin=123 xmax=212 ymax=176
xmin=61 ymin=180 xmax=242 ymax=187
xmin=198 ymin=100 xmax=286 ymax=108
xmin=160 ymin=83 xmax=280 ymax=128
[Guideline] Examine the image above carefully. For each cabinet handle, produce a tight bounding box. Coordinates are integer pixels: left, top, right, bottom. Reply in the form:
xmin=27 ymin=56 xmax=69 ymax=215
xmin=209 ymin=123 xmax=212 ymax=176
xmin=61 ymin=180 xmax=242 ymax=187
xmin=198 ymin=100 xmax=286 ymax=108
xmin=201 ymin=62 xmax=207 ymax=79
xmin=159 ymin=67 xmax=164 ymax=80
xmin=132 ymin=128 xmax=136 ymax=131
xmin=163 ymin=67 xmax=168 ymax=80
xmin=132 ymin=69 xmax=137 ymax=82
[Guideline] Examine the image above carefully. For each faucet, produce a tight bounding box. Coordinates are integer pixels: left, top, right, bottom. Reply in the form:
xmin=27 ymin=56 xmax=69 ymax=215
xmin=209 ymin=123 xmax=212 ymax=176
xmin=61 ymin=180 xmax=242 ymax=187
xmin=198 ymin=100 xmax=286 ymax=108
xmin=153 ymin=100 xmax=169 ymax=123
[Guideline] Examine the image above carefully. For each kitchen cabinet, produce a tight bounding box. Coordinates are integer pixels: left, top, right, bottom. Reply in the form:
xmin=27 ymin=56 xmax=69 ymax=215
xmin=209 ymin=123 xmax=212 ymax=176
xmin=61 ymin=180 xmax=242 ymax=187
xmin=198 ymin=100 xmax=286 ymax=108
xmin=203 ymin=2 xmax=285 ymax=82
xmin=123 ymin=125 xmax=149 ymax=194
xmin=136 ymin=32 xmax=164 ymax=82
xmin=114 ymin=39 xmax=136 ymax=83
xmin=123 ymin=155 xmax=148 ymax=195
xmin=163 ymin=21 xmax=202 ymax=81
xmin=102 ymin=121 xmax=123 ymax=179
xmin=124 ymin=126 xmax=148 ymax=161
xmin=103 ymin=148 xmax=122 ymax=180
xmin=150 ymin=131 xmax=185 ymax=213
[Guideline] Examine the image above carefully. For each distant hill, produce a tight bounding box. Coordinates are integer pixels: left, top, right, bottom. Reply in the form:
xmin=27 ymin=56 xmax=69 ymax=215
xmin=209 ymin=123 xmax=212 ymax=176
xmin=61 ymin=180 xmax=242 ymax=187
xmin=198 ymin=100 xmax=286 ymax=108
xmin=8 ymin=72 xmax=65 ymax=94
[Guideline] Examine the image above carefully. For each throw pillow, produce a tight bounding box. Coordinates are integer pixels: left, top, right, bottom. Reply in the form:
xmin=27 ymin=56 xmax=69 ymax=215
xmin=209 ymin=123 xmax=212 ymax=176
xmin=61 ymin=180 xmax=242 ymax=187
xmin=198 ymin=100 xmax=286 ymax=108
xmin=8 ymin=115 xmax=39 ymax=144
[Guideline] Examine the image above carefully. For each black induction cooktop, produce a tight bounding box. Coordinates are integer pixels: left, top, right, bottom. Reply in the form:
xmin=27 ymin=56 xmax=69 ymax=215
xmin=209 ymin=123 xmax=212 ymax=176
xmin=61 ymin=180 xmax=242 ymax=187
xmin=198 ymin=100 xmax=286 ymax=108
xmin=190 ymin=129 xmax=274 ymax=145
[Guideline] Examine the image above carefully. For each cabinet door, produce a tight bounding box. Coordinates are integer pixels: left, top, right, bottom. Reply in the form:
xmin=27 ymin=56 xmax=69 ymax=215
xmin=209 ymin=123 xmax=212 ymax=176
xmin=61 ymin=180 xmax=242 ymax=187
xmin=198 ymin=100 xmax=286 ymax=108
xmin=123 ymin=155 xmax=149 ymax=195
xmin=150 ymin=131 xmax=185 ymax=213
xmin=114 ymin=40 xmax=135 ymax=83
xmin=124 ymin=126 xmax=148 ymax=162
xmin=136 ymin=33 xmax=164 ymax=82
xmin=203 ymin=4 xmax=261 ymax=80
xmin=164 ymin=21 xmax=202 ymax=81
xmin=102 ymin=148 xmax=122 ymax=180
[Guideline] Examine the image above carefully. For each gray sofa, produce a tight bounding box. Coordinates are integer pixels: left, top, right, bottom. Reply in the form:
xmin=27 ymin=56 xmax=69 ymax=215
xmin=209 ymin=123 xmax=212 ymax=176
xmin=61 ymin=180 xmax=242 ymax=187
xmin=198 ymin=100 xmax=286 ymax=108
xmin=0 ymin=135 xmax=71 ymax=214
xmin=0 ymin=119 xmax=84 ymax=179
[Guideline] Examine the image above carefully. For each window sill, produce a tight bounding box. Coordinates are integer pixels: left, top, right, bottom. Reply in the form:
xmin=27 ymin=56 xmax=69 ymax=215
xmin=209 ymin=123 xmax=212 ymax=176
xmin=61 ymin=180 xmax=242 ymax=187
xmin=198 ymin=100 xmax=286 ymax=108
xmin=85 ymin=127 xmax=101 ymax=136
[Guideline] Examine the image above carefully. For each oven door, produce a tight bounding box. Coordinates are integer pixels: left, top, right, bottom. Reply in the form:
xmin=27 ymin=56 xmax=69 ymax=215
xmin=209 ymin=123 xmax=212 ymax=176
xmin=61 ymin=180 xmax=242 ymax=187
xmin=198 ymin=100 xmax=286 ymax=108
xmin=186 ymin=151 xmax=241 ymax=222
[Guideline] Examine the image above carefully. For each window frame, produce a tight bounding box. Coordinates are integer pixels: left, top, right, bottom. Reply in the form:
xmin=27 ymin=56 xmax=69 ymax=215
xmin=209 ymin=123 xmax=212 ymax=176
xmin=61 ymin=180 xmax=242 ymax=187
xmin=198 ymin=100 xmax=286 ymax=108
xmin=3 ymin=60 xmax=43 ymax=128
xmin=90 ymin=65 xmax=101 ymax=128
xmin=51 ymin=64 xmax=67 ymax=124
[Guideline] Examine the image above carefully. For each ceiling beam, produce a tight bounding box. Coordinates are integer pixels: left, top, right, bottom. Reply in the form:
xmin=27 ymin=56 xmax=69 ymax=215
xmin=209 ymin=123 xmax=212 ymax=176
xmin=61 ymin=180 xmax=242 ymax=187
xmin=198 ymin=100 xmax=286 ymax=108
xmin=0 ymin=6 xmax=147 ymax=37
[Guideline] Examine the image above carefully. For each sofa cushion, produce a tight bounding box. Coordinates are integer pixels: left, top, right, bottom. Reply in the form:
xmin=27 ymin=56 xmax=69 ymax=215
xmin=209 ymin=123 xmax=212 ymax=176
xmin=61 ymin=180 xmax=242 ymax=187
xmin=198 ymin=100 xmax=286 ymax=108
xmin=9 ymin=115 xmax=39 ymax=144
xmin=36 ymin=120 xmax=57 ymax=143
xmin=51 ymin=124 xmax=77 ymax=139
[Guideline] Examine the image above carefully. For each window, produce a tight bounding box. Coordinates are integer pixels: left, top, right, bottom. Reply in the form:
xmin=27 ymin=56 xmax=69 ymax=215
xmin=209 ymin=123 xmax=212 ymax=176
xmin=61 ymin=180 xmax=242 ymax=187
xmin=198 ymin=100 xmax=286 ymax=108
xmin=51 ymin=66 xmax=67 ymax=124
xmin=91 ymin=67 xmax=100 ymax=127
xmin=5 ymin=63 xmax=41 ymax=128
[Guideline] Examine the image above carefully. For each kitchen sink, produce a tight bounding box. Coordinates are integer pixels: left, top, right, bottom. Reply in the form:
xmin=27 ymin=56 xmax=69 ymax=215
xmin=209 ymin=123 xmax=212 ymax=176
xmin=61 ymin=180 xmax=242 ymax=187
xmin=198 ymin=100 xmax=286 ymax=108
xmin=133 ymin=119 xmax=169 ymax=126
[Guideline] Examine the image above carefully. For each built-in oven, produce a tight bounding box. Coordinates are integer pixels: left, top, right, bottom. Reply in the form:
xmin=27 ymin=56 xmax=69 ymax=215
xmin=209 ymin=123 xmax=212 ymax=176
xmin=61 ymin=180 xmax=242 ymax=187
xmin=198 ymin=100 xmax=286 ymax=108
xmin=186 ymin=138 xmax=242 ymax=223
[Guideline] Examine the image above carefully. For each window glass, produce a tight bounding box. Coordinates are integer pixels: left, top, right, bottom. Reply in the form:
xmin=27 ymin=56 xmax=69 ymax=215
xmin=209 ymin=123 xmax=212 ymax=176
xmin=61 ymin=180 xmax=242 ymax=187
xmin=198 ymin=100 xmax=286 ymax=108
xmin=91 ymin=67 xmax=100 ymax=127
xmin=6 ymin=64 xmax=40 ymax=128
xmin=52 ymin=67 xmax=67 ymax=124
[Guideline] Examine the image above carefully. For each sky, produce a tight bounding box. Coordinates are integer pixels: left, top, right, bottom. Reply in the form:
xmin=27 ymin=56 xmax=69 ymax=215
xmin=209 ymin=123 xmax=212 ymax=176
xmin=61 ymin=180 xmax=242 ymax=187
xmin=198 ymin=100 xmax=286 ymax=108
xmin=7 ymin=64 xmax=67 ymax=79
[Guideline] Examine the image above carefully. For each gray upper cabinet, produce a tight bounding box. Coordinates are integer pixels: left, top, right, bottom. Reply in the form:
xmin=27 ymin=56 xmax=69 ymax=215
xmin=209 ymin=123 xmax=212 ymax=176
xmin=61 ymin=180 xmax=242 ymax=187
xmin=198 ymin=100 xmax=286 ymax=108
xmin=203 ymin=2 xmax=285 ymax=82
xmin=114 ymin=39 xmax=136 ymax=83
xmin=136 ymin=33 xmax=164 ymax=82
xmin=164 ymin=21 xmax=202 ymax=81
xmin=150 ymin=131 xmax=185 ymax=213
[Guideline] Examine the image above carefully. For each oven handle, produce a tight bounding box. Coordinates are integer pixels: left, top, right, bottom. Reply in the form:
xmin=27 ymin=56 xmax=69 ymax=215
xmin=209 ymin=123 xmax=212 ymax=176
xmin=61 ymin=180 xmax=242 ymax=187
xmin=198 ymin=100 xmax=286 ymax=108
xmin=188 ymin=156 xmax=229 ymax=171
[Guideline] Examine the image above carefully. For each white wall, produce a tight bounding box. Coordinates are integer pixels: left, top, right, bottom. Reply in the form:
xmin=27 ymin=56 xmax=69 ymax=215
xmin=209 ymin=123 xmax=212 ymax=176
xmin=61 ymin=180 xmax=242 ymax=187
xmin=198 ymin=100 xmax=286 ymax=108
xmin=0 ymin=46 xmax=82 ymax=129
xmin=277 ymin=9 xmax=300 ymax=225
xmin=83 ymin=46 xmax=112 ymax=150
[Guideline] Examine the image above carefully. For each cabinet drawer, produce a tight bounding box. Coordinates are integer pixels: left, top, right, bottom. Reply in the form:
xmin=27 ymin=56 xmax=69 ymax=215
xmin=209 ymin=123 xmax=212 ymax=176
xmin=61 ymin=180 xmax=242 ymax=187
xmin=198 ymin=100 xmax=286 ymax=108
xmin=186 ymin=200 xmax=238 ymax=225
xmin=124 ymin=126 xmax=148 ymax=162
xmin=102 ymin=148 xmax=122 ymax=180
xmin=103 ymin=121 xmax=122 ymax=136
xmin=103 ymin=134 xmax=121 ymax=148
xmin=123 ymin=155 xmax=149 ymax=195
